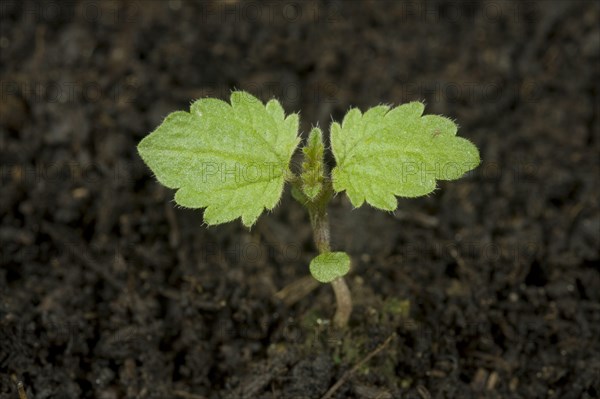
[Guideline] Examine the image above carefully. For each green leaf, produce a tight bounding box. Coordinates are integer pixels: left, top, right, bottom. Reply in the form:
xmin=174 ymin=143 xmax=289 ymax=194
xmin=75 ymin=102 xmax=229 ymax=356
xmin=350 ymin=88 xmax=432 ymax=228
xmin=331 ymin=102 xmax=480 ymax=210
xmin=138 ymin=91 xmax=300 ymax=227
xmin=309 ymin=252 xmax=351 ymax=283
xmin=290 ymin=184 xmax=308 ymax=205
xmin=301 ymin=127 xmax=325 ymax=200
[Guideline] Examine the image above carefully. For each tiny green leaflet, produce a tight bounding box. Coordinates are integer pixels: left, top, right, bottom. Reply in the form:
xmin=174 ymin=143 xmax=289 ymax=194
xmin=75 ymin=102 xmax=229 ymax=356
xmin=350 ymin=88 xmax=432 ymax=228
xmin=310 ymin=252 xmax=351 ymax=283
xmin=330 ymin=102 xmax=480 ymax=210
xmin=300 ymin=127 xmax=325 ymax=200
xmin=138 ymin=91 xmax=300 ymax=227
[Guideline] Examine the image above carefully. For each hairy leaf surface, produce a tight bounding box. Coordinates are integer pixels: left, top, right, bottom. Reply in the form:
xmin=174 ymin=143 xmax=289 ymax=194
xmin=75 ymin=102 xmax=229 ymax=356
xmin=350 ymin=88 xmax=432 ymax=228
xmin=301 ymin=127 xmax=325 ymax=200
xmin=309 ymin=252 xmax=351 ymax=283
xmin=331 ymin=102 xmax=480 ymax=210
xmin=138 ymin=91 xmax=300 ymax=227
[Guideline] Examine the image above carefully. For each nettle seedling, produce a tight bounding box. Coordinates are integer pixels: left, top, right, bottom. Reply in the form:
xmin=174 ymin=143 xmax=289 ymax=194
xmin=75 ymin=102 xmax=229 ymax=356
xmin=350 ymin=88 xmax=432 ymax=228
xmin=138 ymin=91 xmax=480 ymax=329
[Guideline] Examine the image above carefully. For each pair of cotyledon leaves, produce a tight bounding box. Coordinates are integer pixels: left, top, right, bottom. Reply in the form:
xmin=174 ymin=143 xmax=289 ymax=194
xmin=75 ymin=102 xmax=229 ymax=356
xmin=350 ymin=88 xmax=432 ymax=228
xmin=138 ymin=91 xmax=480 ymax=228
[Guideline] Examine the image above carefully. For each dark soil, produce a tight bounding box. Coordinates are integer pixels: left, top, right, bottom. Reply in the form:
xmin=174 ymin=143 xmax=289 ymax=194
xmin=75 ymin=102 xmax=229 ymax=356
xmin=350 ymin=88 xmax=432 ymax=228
xmin=1 ymin=1 xmax=599 ymax=398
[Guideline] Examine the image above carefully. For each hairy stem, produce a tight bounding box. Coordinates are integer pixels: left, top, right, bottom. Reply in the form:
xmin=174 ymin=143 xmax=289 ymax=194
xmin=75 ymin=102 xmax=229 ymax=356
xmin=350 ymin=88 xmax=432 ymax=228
xmin=308 ymin=199 xmax=331 ymax=253
xmin=306 ymin=180 xmax=352 ymax=329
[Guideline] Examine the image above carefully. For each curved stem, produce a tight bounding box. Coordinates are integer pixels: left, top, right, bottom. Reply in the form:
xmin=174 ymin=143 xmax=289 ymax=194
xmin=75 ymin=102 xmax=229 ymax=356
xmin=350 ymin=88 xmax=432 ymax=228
xmin=307 ymin=179 xmax=352 ymax=329
xmin=331 ymin=277 xmax=352 ymax=328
